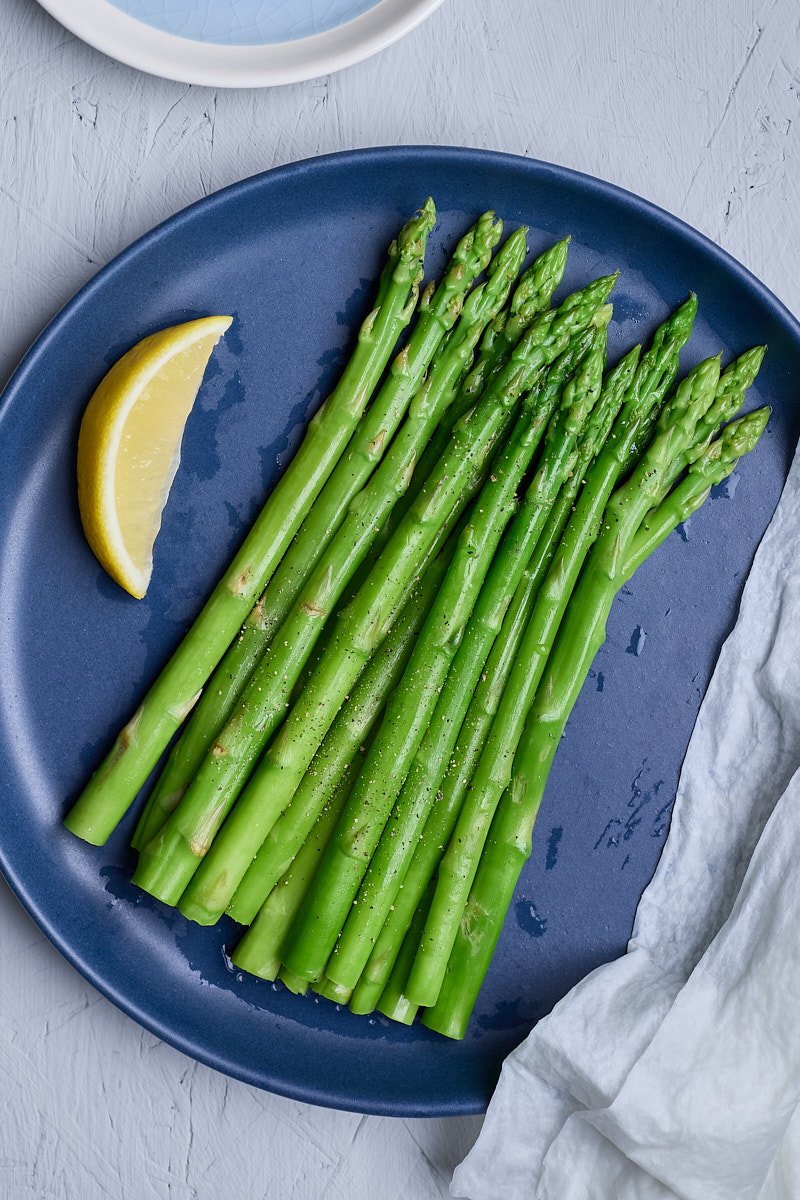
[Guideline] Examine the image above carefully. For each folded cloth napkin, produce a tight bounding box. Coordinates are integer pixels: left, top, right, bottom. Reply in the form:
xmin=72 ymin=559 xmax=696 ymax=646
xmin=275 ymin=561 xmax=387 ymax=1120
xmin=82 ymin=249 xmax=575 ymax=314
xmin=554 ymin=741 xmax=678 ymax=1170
xmin=453 ymin=436 xmax=800 ymax=1200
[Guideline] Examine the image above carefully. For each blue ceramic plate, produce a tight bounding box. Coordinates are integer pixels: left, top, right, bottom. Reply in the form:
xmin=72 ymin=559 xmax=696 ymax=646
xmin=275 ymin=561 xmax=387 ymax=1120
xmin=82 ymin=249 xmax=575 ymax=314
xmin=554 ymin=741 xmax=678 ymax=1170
xmin=0 ymin=148 xmax=798 ymax=1117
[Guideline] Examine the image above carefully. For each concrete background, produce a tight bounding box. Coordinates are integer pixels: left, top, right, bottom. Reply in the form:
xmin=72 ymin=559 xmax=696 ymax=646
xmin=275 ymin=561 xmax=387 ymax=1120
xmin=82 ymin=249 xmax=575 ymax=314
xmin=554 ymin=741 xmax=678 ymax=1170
xmin=1 ymin=0 xmax=798 ymax=1196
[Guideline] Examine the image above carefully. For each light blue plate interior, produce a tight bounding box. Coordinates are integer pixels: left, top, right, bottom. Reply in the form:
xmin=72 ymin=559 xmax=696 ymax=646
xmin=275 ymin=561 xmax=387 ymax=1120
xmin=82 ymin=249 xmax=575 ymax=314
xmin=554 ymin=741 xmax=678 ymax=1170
xmin=109 ymin=0 xmax=383 ymax=45
xmin=1 ymin=148 xmax=799 ymax=1116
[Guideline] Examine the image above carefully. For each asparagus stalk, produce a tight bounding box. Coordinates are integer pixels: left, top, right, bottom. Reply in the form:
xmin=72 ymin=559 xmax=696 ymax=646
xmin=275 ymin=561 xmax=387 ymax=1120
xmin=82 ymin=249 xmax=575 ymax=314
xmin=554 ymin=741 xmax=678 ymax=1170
xmin=227 ymin=541 xmax=455 ymax=926
xmin=232 ymin=765 xmax=360 ymax=981
xmin=331 ymin=341 xmax=638 ymax=992
xmin=278 ymin=966 xmax=309 ymax=996
xmin=285 ymin=251 xmax=571 ymax=698
xmin=626 ymin=396 xmax=768 ymax=572
xmin=374 ymin=884 xmax=435 ymax=1025
xmin=284 ymin=339 xmax=604 ymax=986
xmin=348 ymin=341 xmax=640 ymax=1011
xmin=424 ymin=406 xmax=770 ymax=1039
xmin=347 ymin=521 xmax=557 ymax=1017
xmin=229 ymin=462 xmax=488 ymax=929
xmin=175 ymin=275 xmax=618 ymax=927
xmin=349 ymin=302 xmax=695 ymax=1010
xmin=133 ymin=229 xmax=530 ymax=908
xmin=315 ymin=239 xmax=573 ymax=644
xmin=398 ymin=239 xmax=573 ymax=519
xmin=348 ymin=537 xmax=551 ymax=1017
xmin=65 ymin=202 xmax=436 ymax=846
xmin=406 ymin=353 xmax=723 ymax=1008
xmin=322 ymin=330 xmax=616 ymax=990
xmin=313 ymin=976 xmax=353 ymax=1005
xmin=131 ymin=214 xmax=503 ymax=851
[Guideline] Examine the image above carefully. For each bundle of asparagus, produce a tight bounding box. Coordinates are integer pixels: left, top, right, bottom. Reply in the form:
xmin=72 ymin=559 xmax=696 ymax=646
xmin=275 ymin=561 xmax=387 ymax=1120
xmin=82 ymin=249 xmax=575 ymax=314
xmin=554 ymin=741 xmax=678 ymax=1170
xmin=66 ymin=203 xmax=769 ymax=1039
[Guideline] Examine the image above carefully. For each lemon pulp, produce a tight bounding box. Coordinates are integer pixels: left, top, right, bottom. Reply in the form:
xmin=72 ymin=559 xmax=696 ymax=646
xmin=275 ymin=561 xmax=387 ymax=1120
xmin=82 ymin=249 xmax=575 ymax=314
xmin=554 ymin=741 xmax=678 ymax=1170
xmin=77 ymin=315 xmax=232 ymax=598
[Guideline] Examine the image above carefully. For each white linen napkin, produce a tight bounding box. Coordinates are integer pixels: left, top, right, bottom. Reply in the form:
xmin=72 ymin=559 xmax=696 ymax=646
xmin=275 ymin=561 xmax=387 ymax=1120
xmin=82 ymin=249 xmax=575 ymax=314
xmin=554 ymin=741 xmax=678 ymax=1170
xmin=453 ymin=436 xmax=800 ymax=1200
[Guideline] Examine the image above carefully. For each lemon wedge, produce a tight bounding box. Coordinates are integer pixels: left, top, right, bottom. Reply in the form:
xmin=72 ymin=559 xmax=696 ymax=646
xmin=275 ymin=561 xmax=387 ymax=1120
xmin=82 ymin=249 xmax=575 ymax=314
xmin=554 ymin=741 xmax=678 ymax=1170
xmin=77 ymin=315 xmax=233 ymax=599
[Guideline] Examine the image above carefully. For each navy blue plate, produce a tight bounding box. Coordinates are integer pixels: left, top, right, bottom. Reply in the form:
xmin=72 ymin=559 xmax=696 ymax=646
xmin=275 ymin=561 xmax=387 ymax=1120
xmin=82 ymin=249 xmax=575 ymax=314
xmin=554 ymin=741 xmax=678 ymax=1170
xmin=0 ymin=148 xmax=798 ymax=1117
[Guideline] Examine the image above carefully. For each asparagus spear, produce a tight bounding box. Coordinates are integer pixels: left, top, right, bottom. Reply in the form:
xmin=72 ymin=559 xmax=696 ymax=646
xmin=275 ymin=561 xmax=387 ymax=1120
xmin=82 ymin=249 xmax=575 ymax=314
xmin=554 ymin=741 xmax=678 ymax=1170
xmin=229 ymin=455 xmax=489 ymax=927
xmin=175 ymin=275 xmax=618 ymax=927
xmin=348 ymin=439 xmax=606 ymax=1015
xmin=131 ymin=214 xmax=504 ymax=851
xmin=133 ymin=229 xmax=530 ymax=908
xmin=65 ymin=202 xmax=436 ymax=846
xmin=348 ymin=534 xmax=554 ymax=1016
xmin=344 ymin=301 xmax=696 ymax=1011
xmin=352 ymin=377 xmax=639 ymax=1015
xmin=232 ymin=765 xmax=360 ymax=981
xmin=331 ymin=342 xmax=639 ymax=992
xmin=313 ymin=976 xmax=353 ymax=1005
xmin=398 ymin=239 xmax=573 ymax=520
xmin=406 ymin=353 xmax=724 ymax=1008
xmin=424 ymin=406 xmax=770 ymax=1039
xmin=278 ymin=966 xmax=309 ymax=996
xmin=348 ymin=340 xmax=642 ymax=1010
xmin=626 ymin=398 xmax=768 ymax=572
xmin=227 ymin=540 xmax=455 ymax=926
xmin=320 ymin=329 xmax=615 ymax=990
xmin=284 ymin=338 xmax=606 ymax=986
xmin=310 ymin=239 xmax=573 ymax=651
xmin=348 ymin=546 xmax=548 ymax=1016
xmin=373 ymin=884 xmax=435 ymax=1025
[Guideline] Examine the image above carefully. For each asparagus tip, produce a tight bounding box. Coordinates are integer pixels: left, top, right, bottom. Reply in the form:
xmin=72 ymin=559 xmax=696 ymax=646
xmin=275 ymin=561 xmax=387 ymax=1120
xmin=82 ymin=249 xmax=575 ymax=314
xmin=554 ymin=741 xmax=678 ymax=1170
xmin=593 ymin=303 xmax=614 ymax=330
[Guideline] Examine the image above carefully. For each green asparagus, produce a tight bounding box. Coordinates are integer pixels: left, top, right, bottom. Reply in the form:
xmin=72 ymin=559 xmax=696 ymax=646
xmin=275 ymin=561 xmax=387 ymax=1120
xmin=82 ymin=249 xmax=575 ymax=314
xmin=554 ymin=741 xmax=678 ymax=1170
xmin=227 ymin=542 xmax=455 ymax=926
xmin=175 ymin=274 xmax=618 ymax=927
xmin=380 ymin=241 xmax=571 ymax=546
xmin=323 ymin=329 xmax=618 ymax=990
xmin=407 ymin=353 xmax=724 ymax=1007
xmin=333 ymin=341 xmax=639 ymax=994
xmin=66 ymin=202 xmax=436 ymax=845
xmin=133 ymin=228 xmax=530 ymax=908
xmin=374 ymin=885 xmax=435 ymax=1025
xmin=285 ymin=337 xmax=607 ymax=985
xmin=348 ymin=335 xmax=647 ymax=1012
xmin=232 ymin=765 xmax=360 ymax=981
xmin=131 ymin=213 xmax=503 ymax=851
xmin=423 ymin=405 xmax=769 ymax=1038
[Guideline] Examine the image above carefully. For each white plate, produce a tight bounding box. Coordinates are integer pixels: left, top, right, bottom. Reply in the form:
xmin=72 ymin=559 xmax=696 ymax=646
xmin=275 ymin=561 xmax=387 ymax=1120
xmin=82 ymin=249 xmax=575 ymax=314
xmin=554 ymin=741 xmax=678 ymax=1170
xmin=36 ymin=0 xmax=447 ymax=88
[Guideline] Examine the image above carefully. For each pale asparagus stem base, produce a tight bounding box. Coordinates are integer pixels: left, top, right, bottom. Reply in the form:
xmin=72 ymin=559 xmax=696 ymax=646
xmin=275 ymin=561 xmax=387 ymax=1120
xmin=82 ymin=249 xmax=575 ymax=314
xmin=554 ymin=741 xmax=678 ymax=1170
xmin=373 ymin=884 xmax=435 ymax=1025
xmin=231 ymin=765 xmax=360 ymax=981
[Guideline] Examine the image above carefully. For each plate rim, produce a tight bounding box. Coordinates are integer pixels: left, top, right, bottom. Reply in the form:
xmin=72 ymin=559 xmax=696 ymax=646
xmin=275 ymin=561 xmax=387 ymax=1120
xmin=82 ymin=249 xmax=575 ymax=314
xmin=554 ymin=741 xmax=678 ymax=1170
xmin=2 ymin=145 xmax=800 ymax=1117
xmin=35 ymin=0 xmax=448 ymax=88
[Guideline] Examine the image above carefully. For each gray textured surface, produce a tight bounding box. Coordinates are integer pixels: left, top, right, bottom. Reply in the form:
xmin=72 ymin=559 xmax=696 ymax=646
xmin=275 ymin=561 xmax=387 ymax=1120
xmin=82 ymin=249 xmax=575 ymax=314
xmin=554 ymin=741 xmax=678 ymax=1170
xmin=1 ymin=0 xmax=798 ymax=1196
